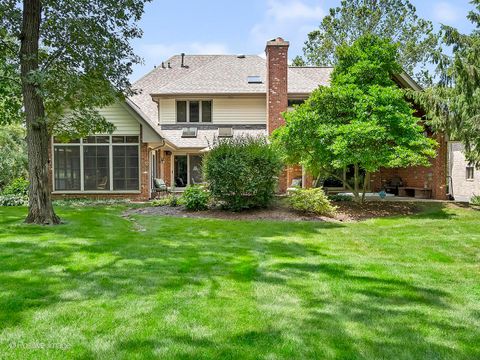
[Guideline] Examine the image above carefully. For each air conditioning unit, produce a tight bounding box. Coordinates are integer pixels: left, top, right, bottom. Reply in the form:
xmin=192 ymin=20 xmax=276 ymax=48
xmin=181 ymin=127 xmax=197 ymax=138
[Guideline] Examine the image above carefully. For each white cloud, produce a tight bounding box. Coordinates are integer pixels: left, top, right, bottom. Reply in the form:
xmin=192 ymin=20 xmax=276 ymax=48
xmin=250 ymin=0 xmax=325 ymax=56
xmin=433 ymin=2 xmax=461 ymax=23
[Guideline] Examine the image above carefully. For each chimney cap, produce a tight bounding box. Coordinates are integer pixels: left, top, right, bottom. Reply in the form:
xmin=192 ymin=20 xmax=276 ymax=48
xmin=266 ymin=37 xmax=289 ymax=47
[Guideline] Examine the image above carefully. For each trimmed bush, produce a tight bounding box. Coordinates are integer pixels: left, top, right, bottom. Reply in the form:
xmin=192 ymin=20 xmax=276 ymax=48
xmin=0 ymin=195 xmax=28 ymax=207
xmin=202 ymin=136 xmax=283 ymax=211
xmin=182 ymin=185 xmax=209 ymax=211
xmin=2 ymin=177 xmax=29 ymax=196
xmin=289 ymin=188 xmax=336 ymax=216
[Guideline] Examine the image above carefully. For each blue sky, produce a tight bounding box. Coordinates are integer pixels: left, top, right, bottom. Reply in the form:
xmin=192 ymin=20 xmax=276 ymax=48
xmin=131 ymin=0 xmax=476 ymax=81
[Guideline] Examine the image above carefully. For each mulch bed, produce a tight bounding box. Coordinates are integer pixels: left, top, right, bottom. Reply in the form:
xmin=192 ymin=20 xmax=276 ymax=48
xmin=126 ymin=200 xmax=420 ymax=223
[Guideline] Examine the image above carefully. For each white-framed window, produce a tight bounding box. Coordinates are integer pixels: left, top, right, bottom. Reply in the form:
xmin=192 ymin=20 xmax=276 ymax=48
xmin=466 ymin=162 xmax=475 ymax=180
xmin=52 ymin=135 xmax=140 ymax=192
xmin=176 ymin=100 xmax=212 ymax=123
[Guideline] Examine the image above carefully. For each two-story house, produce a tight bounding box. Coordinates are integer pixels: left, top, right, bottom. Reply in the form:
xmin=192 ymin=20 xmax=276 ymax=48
xmin=50 ymin=37 xmax=449 ymax=201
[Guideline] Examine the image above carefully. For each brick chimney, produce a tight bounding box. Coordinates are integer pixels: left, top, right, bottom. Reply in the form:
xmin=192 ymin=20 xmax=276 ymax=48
xmin=265 ymin=37 xmax=289 ymax=135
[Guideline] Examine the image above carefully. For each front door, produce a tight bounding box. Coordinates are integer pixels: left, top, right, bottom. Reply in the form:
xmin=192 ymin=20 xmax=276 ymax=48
xmin=174 ymin=155 xmax=188 ymax=187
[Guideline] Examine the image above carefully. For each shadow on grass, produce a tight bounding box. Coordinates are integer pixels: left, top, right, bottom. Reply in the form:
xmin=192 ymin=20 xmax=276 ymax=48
xmin=0 ymin=205 xmax=478 ymax=359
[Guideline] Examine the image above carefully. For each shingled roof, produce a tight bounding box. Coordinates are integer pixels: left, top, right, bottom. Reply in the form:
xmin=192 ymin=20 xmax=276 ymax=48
xmin=128 ymin=55 xmax=333 ymax=124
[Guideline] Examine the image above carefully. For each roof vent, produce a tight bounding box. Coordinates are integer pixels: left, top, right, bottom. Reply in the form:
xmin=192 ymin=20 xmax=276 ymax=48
xmin=237 ymin=54 xmax=246 ymax=59
xmin=218 ymin=127 xmax=233 ymax=138
xmin=247 ymin=75 xmax=262 ymax=84
xmin=181 ymin=127 xmax=197 ymax=138
xmin=181 ymin=53 xmax=187 ymax=68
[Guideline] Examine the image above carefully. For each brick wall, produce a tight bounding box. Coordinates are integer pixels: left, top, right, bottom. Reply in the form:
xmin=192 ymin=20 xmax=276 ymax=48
xmin=162 ymin=150 xmax=172 ymax=186
xmin=266 ymin=37 xmax=289 ymax=135
xmin=266 ymin=37 xmax=290 ymax=192
xmin=370 ymin=133 xmax=448 ymax=200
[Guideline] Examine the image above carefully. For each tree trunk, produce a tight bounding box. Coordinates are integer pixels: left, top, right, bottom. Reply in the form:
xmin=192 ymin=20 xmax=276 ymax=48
xmin=20 ymin=0 xmax=60 ymax=224
xmin=361 ymin=172 xmax=369 ymax=203
xmin=353 ymin=163 xmax=361 ymax=203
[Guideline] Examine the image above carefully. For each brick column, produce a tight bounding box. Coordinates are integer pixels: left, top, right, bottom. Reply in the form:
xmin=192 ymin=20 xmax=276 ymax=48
xmin=266 ymin=37 xmax=289 ymax=192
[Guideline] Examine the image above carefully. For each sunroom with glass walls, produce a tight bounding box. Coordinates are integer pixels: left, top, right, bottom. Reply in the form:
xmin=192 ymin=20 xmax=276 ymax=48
xmin=52 ymin=135 xmax=141 ymax=193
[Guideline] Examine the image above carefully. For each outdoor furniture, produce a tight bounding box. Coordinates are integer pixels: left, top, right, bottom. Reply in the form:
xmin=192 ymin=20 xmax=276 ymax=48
xmin=398 ymin=187 xmax=432 ymax=199
xmin=153 ymin=178 xmax=171 ymax=197
xmin=384 ymin=176 xmax=403 ymax=195
xmin=287 ymin=178 xmax=302 ymax=193
xmin=97 ymin=176 xmax=108 ymax=190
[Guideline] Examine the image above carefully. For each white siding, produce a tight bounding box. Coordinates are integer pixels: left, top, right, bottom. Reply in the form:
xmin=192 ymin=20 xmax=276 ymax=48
xmin=213 ymin=97 xmax=266 ymax=124
xmin=158 ymin=97 xmax=266 ymax=125
xmin=159 ymin=99 xmax=176 ymax=124
xmin=97 ymin=102 xmax=140 ymax=135
xmin=448 ymin=141 xmax=480 ymax=202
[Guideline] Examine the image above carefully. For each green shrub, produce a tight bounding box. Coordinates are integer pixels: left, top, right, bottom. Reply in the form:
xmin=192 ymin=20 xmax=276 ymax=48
xmin=151 ymin=197 xmax=171 ymax=207
xmin=289 ymin=188 xmax=336 ymax=216
xmin=2 ymin=177 xmax=29 ymax=196
xmin=470 ymin=195 xmax=480 ymax=206
xmin=0 ymin=194 xmax=28 ymax=207
xmin=328 ymin=194 xmax=353 ymax=202
xmin=151 ymin=194 xmax=183 ymax=207
xmin=169 ymin=195 xmax=181 ymax=207
xmin=203 ymin=136 xmax=283 ymax=211
xmin=0 ymin=124 xmax=28 ymax=189
xmin=181 ymin=185 xmax=210 ymax=211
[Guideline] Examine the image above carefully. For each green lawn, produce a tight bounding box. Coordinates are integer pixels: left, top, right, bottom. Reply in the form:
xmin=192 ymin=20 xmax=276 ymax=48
xmin=0 ymin=204 xmax=479 ymax=359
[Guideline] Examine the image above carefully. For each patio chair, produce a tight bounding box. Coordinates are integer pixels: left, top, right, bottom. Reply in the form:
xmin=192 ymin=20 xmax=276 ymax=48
xmin=287 ymin=178 xmax=302 ymax=193
xmin=97 ymin=176 xmax=108 ymax=190
xmin=153 ymin=178 xmax=171 ymax=197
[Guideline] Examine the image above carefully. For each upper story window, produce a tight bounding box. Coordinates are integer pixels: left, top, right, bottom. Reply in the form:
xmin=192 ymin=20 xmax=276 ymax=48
xmin=466 ymin=162 xmax=475 ymax=180
xmin=176 ymin=100 xmax=212 ymax=123
xmin=288 ymin=99 xmax=305 ymax=107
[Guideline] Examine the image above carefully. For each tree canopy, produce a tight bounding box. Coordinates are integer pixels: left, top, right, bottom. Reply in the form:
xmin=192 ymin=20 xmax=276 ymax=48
xmin=0 ymin=123 xmax=28 ymax=189
xmin=273 ymin=35 xmax=437 ymax=202
xmin=409 ymin=0 xmax=480 ymax=164
xmin=0 ymin=0 xmax=150 ymax=223
xmin=293 ymin=0 xmax=439 ymax=83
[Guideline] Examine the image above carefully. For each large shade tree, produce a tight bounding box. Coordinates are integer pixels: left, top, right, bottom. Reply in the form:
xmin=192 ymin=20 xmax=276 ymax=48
xmin=410 ymin=0 xmax=480 ymax=165
xmin=293 ymin=0 xmax=439 ymax=84
xmin=273 ymin=35 xmax=437 ymax=203
xmin=0 ymin=0 xmax=150 ymax=224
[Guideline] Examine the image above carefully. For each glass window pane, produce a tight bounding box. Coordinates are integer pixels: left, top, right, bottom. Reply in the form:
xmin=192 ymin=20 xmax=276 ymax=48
xmin=112 ymin=136 xmax=125 ymax=143
xmin=54 ymin=146 xmax=81 ymax=190
xmin=53 ymin=137 xmax=80 ymax=143
xmin=112 ymin=145 xmax=139 ymax=190
xmin=96 ymin=136 xmax=110 ymax=143
xmin=202 ymin=101 xmax=212 ymax=122
xmin=83 ymin=136 xmax=96 ymax=144
xmin=176 ymin=101 xmax=187 ymax=122
xmin=189 ymin=155 xmax=203 ymax=184
xmin=126 ymin=136 xmax=139 ymax=143
xmin=189 ymin=101 xmax=199 ymax=122
xmin=83 ymin=146 xmax=110 ymax=190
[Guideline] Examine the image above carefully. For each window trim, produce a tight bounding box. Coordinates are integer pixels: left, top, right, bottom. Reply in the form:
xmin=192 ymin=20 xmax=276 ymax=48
xmin=52 ymin=135 xmax=141 ymax=194
xmin=466 ymin=163 xmax=475 ymax=181
xmin=175 ymin=100 xmax=212 ymax=123
xmin=172 ymin=153 xmax=204 ymax=187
